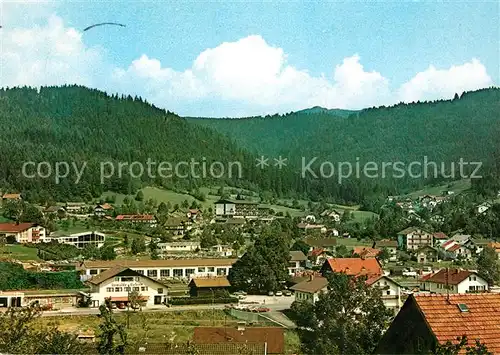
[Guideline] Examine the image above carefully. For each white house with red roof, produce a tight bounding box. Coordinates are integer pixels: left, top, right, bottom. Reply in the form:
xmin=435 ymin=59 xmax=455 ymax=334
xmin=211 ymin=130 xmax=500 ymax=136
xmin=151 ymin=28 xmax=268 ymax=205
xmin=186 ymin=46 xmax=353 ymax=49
xmin=0 ymin=223 xmax=48 ymax=243
xmin=366 ymin=275 xmax=403 ymax=315
xmin=419 ymin=268 xmax=488 ymax=294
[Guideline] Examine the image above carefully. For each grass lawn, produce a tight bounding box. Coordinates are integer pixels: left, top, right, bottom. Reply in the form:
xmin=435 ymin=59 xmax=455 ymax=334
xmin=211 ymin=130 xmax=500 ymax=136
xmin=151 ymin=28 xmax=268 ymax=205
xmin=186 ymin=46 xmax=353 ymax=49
xmin=0 ymin=215 xmax=14 ymax=223
xmin=0 ymin=244 xmax=40 ymax=261
xmin=407 ymin=179 xmax=471 ymax=198
xmin=334 ymin=238 xmax=372 ymax=247
xmin=38 ymin=310 xmax=300 ymax=353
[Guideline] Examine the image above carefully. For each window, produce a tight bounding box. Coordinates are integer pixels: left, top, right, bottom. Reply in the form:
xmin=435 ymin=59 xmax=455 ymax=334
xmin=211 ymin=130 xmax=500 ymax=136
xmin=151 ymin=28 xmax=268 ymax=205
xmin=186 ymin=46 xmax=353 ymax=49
xmin=158 ymin=288 xmax=163 ymax=294
xmin=473 ymin=276 xmax=476 ymax=281
xmin=114 ymin=277 xmax=120 ymax=282
xmin=121 ymin=276 xmax=134 ymax=282
xmin=386 ymin=290 xmax=391 ymax=295
xmin=136 ymin=270 xmax=144 ymax=275
xmin=125 ymin=287 xmax=131 ymax=292
xmin=141 ymin=286 xmax=148 ymax=292
xmin=148 ymin=270 xmax=158 ymax=278
xmin=133 ymin=287 xmax=140 ymax=291
xmin=106 ymin=287 xmax=113 ymax=292
xmin=90 ymin=269 xmax=98 ymax=275
xmin=216 ymin=268 xmax=227 ymax=276
xmin=160 ymin=269 xmax=170 ymax=277
xmin=185 ymin=268 xmax=195 ymax=276
xmin=207 ymin=267 xmax=215 ymax=272
xmin=198 ymin=267 xmax=206 ymax=273
xmin=173 ymin=269 xmax=183 ymax=277
xmin=115 ymin=287 xmax=122 ymax=292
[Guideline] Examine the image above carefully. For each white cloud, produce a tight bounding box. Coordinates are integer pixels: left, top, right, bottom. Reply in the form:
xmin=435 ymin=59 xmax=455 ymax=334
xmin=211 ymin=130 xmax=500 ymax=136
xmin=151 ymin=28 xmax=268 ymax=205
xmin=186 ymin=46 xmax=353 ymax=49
xmin=398 ymin=59 xmax=493 ymax=102
xmin=0 ymin=6 xmax=494 ymax=116
xmin=0 ymin=13 xmax=102 ymax=88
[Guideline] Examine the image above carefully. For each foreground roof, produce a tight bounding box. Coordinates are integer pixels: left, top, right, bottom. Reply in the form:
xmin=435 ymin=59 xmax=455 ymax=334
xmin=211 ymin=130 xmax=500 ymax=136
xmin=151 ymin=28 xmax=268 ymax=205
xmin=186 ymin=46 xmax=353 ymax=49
xmin=129 ymin=342 xmax=265 ymax=354
xmin=414 ymin=293 xmax=500 ymax=352
xmin=193 ymin=327 xmax=284 ymax=354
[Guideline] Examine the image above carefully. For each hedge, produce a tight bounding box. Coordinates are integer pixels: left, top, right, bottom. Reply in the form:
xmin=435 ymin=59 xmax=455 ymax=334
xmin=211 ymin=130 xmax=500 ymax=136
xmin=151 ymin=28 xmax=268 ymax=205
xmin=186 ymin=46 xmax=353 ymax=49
xmin=169 ymin=296 xmax=238 ymax=305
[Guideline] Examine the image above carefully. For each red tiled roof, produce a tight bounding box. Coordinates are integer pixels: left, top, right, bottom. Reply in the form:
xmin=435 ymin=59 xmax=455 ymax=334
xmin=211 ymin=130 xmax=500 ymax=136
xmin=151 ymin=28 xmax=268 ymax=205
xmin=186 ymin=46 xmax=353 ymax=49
xmin=425 ymin=268 xmax=474 ymax=285
xmin=414 ymin=293 xmax=500 ymax=353
xmin=353 ymin=247 xmax=380 ymax=258
xmin=309 ymin=248 xmax=325 ymax=257
xmin=0 ymin=222 xmax=35 ymax=233
xmin=442 ymin=240 xmax=457 ymax=249
xmin=2 ymin=193 xmax=21 ymax=199
xmin=325 ymin=258 xmax=382 ymax=277
xmin=433 ymin=232 xmax=448 ymax=240
xmin=193 ymin=327 xmax=284 ymax=354
xmin=448 ymin=244 xmax=462 ymax=252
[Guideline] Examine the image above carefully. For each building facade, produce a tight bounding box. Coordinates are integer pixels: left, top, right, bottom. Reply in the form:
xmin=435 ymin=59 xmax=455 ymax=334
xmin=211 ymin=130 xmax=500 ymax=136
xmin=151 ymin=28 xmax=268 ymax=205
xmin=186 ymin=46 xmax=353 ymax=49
xmin=54 ymin=231 xmax=105 ymax=249
xmin=215 ymin=199 xmax=259 ymax=219
xmin=0 ymin=223 xmax=48 ymax=243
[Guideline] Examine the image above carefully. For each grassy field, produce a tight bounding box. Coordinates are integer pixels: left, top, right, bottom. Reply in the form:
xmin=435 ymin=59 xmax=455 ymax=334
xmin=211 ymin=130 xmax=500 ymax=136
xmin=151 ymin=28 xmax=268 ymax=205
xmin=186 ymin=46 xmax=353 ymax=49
xmin=407 ymin=179 xmax=471 ymax=198
xmin=37 ymin=310 xmax=300 ymax=353
xmin=334 ymin=238 xmax=372 ymax=247
xmin=0 ymin=244 xmax=40 ymax=261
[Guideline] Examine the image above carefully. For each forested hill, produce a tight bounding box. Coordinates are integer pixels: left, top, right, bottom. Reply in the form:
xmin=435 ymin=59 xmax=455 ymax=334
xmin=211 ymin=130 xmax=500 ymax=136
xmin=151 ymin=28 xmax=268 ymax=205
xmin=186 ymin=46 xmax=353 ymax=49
xmin=0 ymin=86 xmax=279 ymax=202
xmin=187 ymin=88 xmax=500 ymax=165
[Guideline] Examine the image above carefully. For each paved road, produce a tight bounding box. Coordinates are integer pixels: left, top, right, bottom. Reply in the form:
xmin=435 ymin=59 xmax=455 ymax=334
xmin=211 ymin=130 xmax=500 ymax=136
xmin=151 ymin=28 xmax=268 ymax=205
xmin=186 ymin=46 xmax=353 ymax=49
xmin=41 ymin=296 xmax=293 ymax=317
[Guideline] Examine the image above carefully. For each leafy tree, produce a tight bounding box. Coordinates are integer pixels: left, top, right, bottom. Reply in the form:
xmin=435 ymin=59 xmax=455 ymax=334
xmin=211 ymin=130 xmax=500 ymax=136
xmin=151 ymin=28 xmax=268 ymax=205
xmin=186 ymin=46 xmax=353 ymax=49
xmin=181 ymin=199 xmax=189 ymax=209
xmin=130 ymin=236 xmax=146 ymax=255
xmin=290 ymin=272 xmax=392 ymax=355
xmin=97 ymin=299 xmax=128 ymax=355
xmin=434 ymin=335 xmax=491 ymax=355
xmin=476 ymin=246 xmax=500 ymax=286
xmin=100 ymin=245 xmax=117 ymax=260
xmin=228 ymin=225 xmax=290 ymax=293
xmin=200 ymin=228 xmax=217 ymax=249
xmin=378 ymin=247 xmax=391 ymax=263
xmin=149 ymin=239 xmax=159 ymax=260
xmin=157 ymin=202 xmax=169 ymax=215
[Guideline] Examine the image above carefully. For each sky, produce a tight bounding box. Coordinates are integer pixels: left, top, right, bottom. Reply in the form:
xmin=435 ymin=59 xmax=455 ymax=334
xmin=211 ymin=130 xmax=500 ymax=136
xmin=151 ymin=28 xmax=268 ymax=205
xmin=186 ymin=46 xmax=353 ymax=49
xmin=1 ymin=0 xmax=498 ymax=117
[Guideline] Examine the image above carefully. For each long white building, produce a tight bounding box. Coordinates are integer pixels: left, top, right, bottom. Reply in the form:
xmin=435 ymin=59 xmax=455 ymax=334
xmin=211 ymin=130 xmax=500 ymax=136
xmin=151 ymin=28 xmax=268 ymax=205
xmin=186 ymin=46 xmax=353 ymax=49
xmin=52 ymin=231 xmax=106 ymax=249
xmin=77 ymin=258 xmax=237 ymax=281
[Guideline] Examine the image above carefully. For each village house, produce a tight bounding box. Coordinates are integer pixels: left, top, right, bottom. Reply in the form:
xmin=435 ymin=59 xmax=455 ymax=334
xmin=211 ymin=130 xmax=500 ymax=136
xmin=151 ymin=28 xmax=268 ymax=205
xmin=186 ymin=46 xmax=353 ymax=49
xmin=288 ymin=250 xmax=307 ymax=275
xmin=476 ymin=202 xmax=492 ymax=215
xmin=164 ymin=216 xmax=192 ymax=236
xmin=157 ymin=241 xmax=200 ymax=254
xmin=0 ymin=223 xmax=48 ymax=243
xmin=290 ymin=274 xmax=328 ymax=303
xmin=489 ymin=242 xmax=500 ymax=260
xmin=304 ymin=237 xmax=337 ymax=252
xmin=52 ymin=231 xmax=106 ymax=249
xmin=1 ymin=193 xmax=22 ymax=203
xmin=187 ymin=208 xmax=202 ymax=221
xmin=86 ymin=266 xmax=168 ymax=308
xmin=376 ymin=293 xmax=500 ymax=354
xmin=211 ymin=244 xmax=235 ymax=257
xmin=320 ymin=209 xmax=341 ymax=222
xmin=297 ymin=222 xmax=327 ymax=234
xmin=214 ymin=199 xmax=259 ymax=219
xmin=419 ymin=268 xmax=489 ymax=294
xmin=77 ymin=259 xmax=237 ymax=281
xmin=308 ymin=248 xmax=331 ymax=266
xmin=432 ymin=232 xmax=448 ymax=246
xmin=365 ymin=275 xmax=403 ymax=315
xmin=115 ymin=214 xmax=158 ymax=228
xmin=415 ymin=245 xmax=439 ymax=264
xmin=397 ymin=227 xmax=433 ymax=251
xmin=64 ymin=202 xmax=88 ymax=214
xmin=188 ymin=276 xmax=231 ymax=297
xmin=441 ymin=239 xmax=473 ymax=260
xmin=94 ymin=203 xmax=113 ymax=217
xmin=374 ymin=240 xmax=398 ymax=261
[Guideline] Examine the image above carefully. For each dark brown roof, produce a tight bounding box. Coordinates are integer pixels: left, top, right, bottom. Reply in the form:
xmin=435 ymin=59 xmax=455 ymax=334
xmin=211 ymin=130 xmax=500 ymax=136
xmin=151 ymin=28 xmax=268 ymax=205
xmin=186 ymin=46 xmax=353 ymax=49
xmin=86 ymin=266 xmax=130 ymax=285
xmin=414 ymin=293 xmax=500 ymax=353
xmin=189 ymin=276 xmax=231 ymax=288
xmin=193 ymin=327 xmax=284 ymax=354
xmin=425 ymin=268 xmax=475 ymax=285
xmin=289 ymin=250 xmax=307 ymax=261
xmin=290 ymin=276 xmax=328 ymax=293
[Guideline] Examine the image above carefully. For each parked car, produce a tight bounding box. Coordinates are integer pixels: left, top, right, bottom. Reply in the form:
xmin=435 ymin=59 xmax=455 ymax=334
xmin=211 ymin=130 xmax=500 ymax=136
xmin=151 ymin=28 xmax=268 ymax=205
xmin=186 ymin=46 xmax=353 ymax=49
xmin=117 ymin=302 xmax=126 ymax=309
xmin=255 ymin=307 xmax=270 ymax=313
xmin=283 ymin=290 xmax=292 ymax=297
xmin=275 ymin=291 xmax=283 ymax=297
xmin=268 ymin=291 xmax=274 ymax=296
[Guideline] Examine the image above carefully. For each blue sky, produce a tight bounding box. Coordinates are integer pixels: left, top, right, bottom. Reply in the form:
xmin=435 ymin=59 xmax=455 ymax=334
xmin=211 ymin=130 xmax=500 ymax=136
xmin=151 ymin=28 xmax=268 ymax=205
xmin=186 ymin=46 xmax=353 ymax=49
xmin=1 ymin=0 xmax=498 ymax=116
